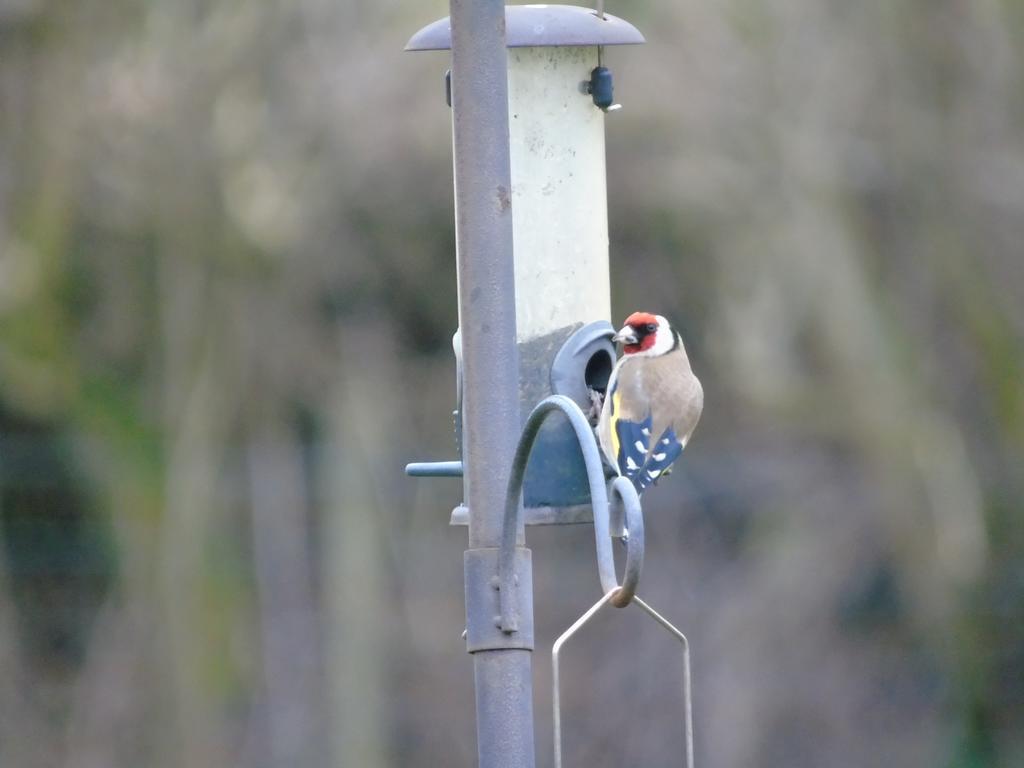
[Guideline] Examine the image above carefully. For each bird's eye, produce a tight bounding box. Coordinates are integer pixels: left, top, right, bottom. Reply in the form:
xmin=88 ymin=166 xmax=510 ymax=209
xmin=645 ymin=323 xmax=657 ymax=333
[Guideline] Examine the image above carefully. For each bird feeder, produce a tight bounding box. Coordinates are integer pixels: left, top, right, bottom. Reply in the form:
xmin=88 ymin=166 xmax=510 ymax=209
xmin=406 ymin=5 xmax=645 ymax=520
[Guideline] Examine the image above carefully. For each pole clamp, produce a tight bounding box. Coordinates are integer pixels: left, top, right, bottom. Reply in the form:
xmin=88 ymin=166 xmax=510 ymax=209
xmin=464 ymin=547 xmax=534 ymax=652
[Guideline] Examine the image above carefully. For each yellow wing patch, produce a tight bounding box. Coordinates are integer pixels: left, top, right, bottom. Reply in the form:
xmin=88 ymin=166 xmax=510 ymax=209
xmin=609 ymin=387 xmax=622 ymax=471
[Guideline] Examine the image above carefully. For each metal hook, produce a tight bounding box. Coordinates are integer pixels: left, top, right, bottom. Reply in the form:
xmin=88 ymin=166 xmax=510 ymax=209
xmin=552 ymin=592 xmax=694 ymax=768
xmin=608 ymin=476 xmax=643 ymax=607
xmin=498 ymin=396 xmax=644 ymax=631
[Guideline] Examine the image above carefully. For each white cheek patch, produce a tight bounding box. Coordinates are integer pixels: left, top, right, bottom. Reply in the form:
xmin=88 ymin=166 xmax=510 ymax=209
xmin=632 ymin=314 xmax=676 ymax=358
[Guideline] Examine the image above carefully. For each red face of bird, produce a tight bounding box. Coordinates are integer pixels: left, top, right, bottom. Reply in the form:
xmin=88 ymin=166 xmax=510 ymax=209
xmin=612 ymin=312 xmax=675 ymax=357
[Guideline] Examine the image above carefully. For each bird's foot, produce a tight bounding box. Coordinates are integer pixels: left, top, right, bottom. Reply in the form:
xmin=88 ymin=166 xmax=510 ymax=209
xmin=587 ymin=387 xmax=604 ymax=426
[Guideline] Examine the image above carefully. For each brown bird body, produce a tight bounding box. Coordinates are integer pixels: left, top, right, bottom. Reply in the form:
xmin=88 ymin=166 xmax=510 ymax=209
xmin=597 ymin=312 xmax=703 ymax=492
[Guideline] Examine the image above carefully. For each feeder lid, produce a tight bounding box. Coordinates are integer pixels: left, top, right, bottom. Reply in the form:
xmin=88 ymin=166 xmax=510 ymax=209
xmin=405 ymin=4 xmax=645 ymax=51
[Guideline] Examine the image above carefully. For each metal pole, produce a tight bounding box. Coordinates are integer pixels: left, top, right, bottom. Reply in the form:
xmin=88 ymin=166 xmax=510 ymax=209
xmin=449 ymin=1 xmax=535 ymax=766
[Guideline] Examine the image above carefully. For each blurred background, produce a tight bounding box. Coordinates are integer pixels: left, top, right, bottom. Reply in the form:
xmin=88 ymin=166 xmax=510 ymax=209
xmin=1 ymin=0 xmax=1022 ymax=765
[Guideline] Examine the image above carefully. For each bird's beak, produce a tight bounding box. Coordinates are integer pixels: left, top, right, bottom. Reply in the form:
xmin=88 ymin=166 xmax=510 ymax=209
xmin=612 ymin=325 xmax=638 ymax=345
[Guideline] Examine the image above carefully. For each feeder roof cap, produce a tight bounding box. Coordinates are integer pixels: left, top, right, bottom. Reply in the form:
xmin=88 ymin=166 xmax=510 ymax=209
xmin=405 ymin=4 xmax=645 ymax=52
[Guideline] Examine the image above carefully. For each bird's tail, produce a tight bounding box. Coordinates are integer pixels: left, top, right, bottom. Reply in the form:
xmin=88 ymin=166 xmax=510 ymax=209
xmin=614 ymin=416 xmax=683 ymax=494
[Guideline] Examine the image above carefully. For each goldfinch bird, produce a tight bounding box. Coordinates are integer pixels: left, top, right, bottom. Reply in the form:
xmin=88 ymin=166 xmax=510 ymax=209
xmin=597 ymin=312 xmax=703 ymax=494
